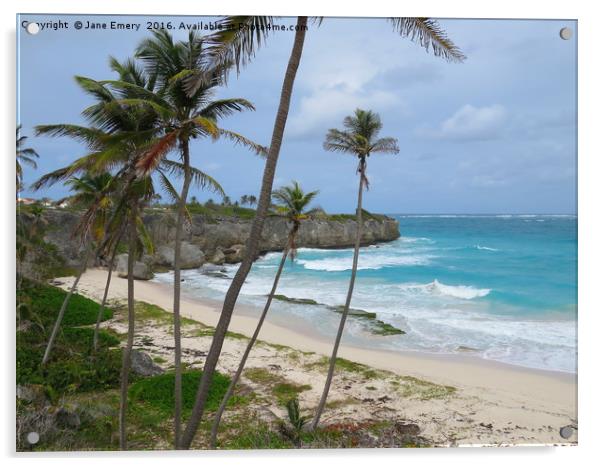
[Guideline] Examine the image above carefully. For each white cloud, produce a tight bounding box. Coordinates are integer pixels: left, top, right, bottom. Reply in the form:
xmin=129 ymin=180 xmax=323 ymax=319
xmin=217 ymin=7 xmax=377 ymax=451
xmin=285 ymin=24 xmax=417 ymax=137
xmin=417 ymin=104 xmax=508 ymax=141
xmin=288 ymin=87 xmax=404 ymax=138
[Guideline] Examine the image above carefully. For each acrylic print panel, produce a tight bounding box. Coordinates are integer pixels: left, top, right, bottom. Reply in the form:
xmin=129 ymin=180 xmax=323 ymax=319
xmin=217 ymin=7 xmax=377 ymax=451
xmin=16 ymin=14 xmax=577 ymax=451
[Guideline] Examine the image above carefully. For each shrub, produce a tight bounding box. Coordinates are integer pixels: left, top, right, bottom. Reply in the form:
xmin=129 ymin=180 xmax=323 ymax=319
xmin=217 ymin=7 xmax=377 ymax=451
xmin=16 ymin=330 xmax=123 ymax=393
xmin=62 ymin=328 xmax=120 ymax=348
xmin=16 ymin=279 xmax=121 ymax=395
xmin=129 ymin=370 xmax=231 ymax=416
xmin=19 ymin=279 xmax=112 ymax=327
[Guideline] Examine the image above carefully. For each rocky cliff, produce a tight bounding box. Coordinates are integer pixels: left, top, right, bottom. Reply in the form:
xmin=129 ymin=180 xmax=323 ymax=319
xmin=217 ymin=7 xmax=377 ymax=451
xmin=40 ymin=209 xmax=400 ymax=270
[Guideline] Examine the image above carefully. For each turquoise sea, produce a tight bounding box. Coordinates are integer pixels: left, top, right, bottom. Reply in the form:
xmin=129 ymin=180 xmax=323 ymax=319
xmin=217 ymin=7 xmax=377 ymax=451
xmin=155 ymin=214 xmax=577 ymax=373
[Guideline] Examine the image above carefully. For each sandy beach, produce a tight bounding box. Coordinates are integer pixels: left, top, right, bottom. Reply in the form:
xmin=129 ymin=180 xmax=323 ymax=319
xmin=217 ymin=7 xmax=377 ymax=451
xmin=56 ymin=268 xmax=578 ymax=446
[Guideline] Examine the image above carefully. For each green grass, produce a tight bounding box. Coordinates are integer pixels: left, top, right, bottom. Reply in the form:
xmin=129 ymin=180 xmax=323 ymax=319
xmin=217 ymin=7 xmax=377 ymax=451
xmin=244 ymin=367 xmax=280 ymax=384
xmin=186 ymin=203 xmax=257 ymax=220
xmin=272 ymin=382 xmax=311 ymax=404
xmin=397 ymin=376 xmax=457 ymax=400
xmin=304 ymin=356 xmax=385 ymax=380
xmin=195 ymin=327 xmax=248 ymax=340
xmin=325 ymin=209 xmax=387 ymax=222
xmin=62 ymin=327 xmax=120 ymax=347
xmin=18 ymin=279 xmax=113 ymax=327
xmin=218 ymin=420 xmax=292 ymax=449
xmin=16 ymin=332 xmax=123 ymax=393
xmin=16 ymin=279 xmax=122 ymax=394
xmin=128 ymin=370 xmax=233 ymax=417
xmin=244 ymin=367 xmax=311 ymax=405
xmin=134 ymin=301 xmax=198 ymax=327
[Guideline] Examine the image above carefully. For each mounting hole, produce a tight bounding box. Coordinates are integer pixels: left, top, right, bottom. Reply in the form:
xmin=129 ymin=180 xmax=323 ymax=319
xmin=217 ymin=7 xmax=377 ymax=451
xmin=559 ymin=425 xmax=573 ymax=439
xmin=26 ymin=22 xmax=40 ymax=35
xmin=26 ymin=431 xmax=40 ymax=445
xmin=559 ymin=27 xmax=573 ymax=40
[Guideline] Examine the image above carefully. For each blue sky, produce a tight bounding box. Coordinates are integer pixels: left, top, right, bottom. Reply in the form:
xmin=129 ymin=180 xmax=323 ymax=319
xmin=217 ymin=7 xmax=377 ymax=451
xmin=17 ymin=15 xmax=577 ymax=214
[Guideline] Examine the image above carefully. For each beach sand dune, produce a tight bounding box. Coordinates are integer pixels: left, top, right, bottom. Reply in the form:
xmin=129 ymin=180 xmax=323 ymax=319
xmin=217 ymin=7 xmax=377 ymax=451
xmin=56 ymin=268 xmax=577 ymax=446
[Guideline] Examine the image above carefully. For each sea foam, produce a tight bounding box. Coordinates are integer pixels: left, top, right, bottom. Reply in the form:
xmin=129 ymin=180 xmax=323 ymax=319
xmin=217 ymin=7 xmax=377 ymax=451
xmin=399 ymin=279 xmax=490 ymax=300
xmin=297 ymin=253 xmax=431 ymax=271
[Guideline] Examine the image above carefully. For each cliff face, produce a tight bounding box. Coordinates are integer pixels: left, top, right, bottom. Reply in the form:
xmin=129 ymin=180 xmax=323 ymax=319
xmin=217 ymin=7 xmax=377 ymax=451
xmin=40 ymin=209 xmax=400 ymax=267
xmin=143 ymin=212 xmax=400 ymax=255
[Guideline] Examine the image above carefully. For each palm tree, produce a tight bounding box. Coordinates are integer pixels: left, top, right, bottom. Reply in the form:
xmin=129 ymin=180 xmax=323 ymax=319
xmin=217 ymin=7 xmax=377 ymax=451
xmin=32 ymin=56 xmax=224 ymax=449
xmin=180 ymin=16 xmax=464 ymax=449
xmin=240 ymin=194 xmax=249 ymax=206
xmin=33 ymin=57 xmax=167 ymax=374
xmin=16 ymin=125 xmax=40 ymax=192
xmin=310 ymin=109 xmax=399 ymax=428
xmin=40 ymin=172 xmax=118 ymax=366
xmin=209 ymin=181 xmax=318 ymax=448
xmin=127 ymin=30 xmax=264 ymax=448
xmin=248 ymin=195 xmax=257 ymax=207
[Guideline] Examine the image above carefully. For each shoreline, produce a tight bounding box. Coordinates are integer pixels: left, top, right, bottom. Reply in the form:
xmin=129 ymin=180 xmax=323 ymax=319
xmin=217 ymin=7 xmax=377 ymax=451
xmin=62 ymin=268 xmax=577 ymax=413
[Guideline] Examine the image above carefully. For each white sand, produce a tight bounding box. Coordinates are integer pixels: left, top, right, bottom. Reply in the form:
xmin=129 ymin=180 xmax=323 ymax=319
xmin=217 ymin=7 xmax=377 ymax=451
xmin=57 ymin=268 xmax=578 ymax=446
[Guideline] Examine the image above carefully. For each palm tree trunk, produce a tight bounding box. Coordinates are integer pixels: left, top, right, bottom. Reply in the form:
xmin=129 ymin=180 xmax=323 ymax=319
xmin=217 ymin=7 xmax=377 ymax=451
xmin=119 ymin=203 xmax=138 ymax=450
xmin=93 ymin=239 xmax=120 ymax=353
xmin=209 ymin=243 xmax=290 ymax=448
xmin=173 ymin=138 xmax=192 ymax=448
xmin=180 ymin=16 xmax=308 ymax=449
xmin=311 ymin=159 xmax=366 ymax=430
xmin=41 ymin=244 xmax=93 ymax=365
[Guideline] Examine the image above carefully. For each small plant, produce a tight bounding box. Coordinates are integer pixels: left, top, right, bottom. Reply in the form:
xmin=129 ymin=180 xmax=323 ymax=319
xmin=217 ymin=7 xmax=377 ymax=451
xmin=281 ymin=398 xmax=310 ymax=446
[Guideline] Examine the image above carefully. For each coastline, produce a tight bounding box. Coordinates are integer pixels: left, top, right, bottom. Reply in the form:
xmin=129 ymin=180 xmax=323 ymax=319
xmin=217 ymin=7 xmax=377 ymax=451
xmin=60 ymin=268 xmax=577 ymax=431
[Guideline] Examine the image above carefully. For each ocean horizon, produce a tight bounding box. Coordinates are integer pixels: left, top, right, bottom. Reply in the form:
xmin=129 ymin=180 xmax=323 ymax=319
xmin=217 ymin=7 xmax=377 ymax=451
xmin=154 ymin=213 xmax=577 ymax=373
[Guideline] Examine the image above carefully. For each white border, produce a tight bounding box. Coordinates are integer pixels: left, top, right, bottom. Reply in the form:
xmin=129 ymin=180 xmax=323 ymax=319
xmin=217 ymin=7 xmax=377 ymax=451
xmin=2 ymin=1 xmax=601 ymax=465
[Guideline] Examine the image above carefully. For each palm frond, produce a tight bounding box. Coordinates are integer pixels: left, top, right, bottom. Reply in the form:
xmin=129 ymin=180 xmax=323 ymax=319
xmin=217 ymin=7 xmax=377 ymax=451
xmin=136 ymin=131 xmax=180 ymax=176
xmin=160 ymin=159 xmax=226 ymax=199
xmin=201 ymin=16 xmax=276 ymax=73
xmin=110 ymin=97 xmax=173 ymax=122
xmin=218 ymin=129 xmax=267 ymax=157
xmin=156 ymin=170 xmax=181 ymax=204
xmin=389 ymin=17 xmax=466 ymax=63
xmin=74 ymin=76 xmax=116 ymax=103
xmin=31 ymin=165 xmax=79 ymax=190
xmin=136 ymin=216 xmax=154 ymax=255
xmin=35 ymin=124 xmax=108 ymax=150
xmin=190 ymin=116 xmax=219 ymax=139
xmin=199 ymin=98 xmax=256 ymax=120
xmin=370 ymin=137 xmax=400 ymax=155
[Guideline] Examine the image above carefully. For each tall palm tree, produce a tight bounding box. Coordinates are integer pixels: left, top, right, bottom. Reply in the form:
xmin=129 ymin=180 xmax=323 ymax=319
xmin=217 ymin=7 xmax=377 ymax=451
xmin=180 ymin=16 xmax=464 ymax=449
xmin=311 ymin=109 xmax=399 ymax=428
xmin=33 ymin=56 xmax=225 ymax=449
xmin=209 ymin=181 xmax=318 ymax=448
xmin=126 ymin=30 xmax=264 ymax=448
xmin=33 ymin=58 xmax=166 ymax=372
xmin=16 ymin=125 xmax=40 ymax=192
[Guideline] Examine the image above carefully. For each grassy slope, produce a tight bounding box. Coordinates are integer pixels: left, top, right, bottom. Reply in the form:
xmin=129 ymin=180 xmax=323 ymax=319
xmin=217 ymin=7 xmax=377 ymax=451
xmin=17 ymin=284 xmax=451 ymax=451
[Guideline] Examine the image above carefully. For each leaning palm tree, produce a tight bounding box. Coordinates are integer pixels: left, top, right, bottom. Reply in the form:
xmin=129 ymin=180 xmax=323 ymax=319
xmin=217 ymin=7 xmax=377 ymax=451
xmin=180 ymin=16 xmax=464 ymax=449
xmin=311 ymin=109 xmax=399 ymax=429
xmin=124 ymin=30 xmax=264 ymax=448
xmin=16 ymin=125 xmax=40 ymax=192
xmin=209 ymin=181 xmax=318 ymax=448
